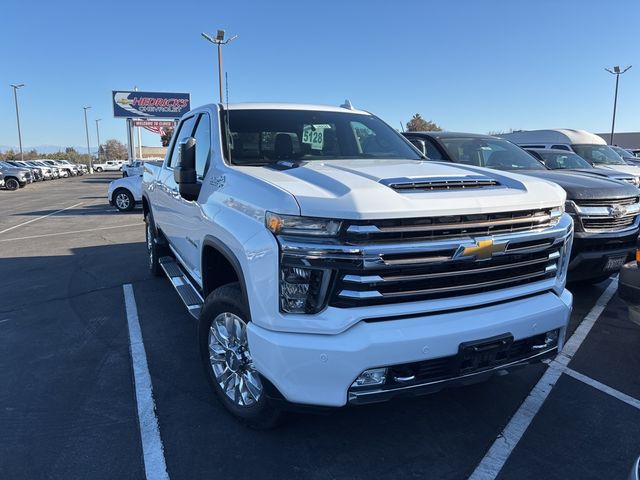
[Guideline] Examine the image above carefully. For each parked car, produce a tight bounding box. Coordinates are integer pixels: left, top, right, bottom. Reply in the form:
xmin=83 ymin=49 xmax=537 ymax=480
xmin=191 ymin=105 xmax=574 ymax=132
xmin=525 ymin=148 xmax=640 ymax=187
xmin=20 ymin=161 xmax=53 ymax=180
xmin=5 ymin=161 xmax=43 ymax=181
xmin=107 ymin=175 xmax=141 ymax=212
xmin=403 ymin=131 xmax=640 ymax=284
xmin=0 ymin=161 xmax=32 ymax=190
xmin=56 ymin=159 xmax=84 ymax=175
xmin=498 ymin=129 xmax=640 ymax=180
xmin=121 ymin=160 xmax=144 ymax=177
xmin=94 ymin=160 xmax=124 ymax=172
xmin=142 ymin=102 xmax=573 ymax=428
xmin=611 ymin=145 xmax=640 ymax=168
xmin=31 ymin=160 xmax=60 ymax=179
xmin=43 ymin=160 xmax=77 ymax=176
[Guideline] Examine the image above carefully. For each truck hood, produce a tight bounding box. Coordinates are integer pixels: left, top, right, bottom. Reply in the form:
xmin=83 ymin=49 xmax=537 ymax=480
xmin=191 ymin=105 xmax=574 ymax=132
xmin=595 ymin=164 xmax=640 ymax=177
xmin=239 ymin=159 xmax=566 ymax=219
xmin=516 ymin=170 xmax=639 ymax=200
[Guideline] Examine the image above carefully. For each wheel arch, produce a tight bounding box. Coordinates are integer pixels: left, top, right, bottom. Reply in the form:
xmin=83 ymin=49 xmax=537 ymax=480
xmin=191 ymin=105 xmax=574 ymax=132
xmin=201 ymin=236 xmax=252 ymax=318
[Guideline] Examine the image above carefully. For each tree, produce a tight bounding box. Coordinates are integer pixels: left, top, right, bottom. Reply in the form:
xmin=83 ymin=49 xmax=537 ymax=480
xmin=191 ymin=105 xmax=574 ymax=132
xmin=406 ymin=113 xmax=442 ymax=132
xmin=102 ymin=139 xmax=128 ymax=160
xmin=161 ymin=127 xmax=174 ymax=147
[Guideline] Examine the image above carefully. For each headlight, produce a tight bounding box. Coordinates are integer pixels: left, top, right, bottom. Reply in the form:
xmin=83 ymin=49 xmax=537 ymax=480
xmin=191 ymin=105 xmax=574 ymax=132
xmin=550 ymin=205 xmax=565 ymax=224
xmin=266 ymin=212 xmax=342 ymax=237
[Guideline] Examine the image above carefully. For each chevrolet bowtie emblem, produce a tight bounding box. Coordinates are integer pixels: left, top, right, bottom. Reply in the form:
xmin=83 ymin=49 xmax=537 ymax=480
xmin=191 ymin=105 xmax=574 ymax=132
xmin=456 ymin=239 xmax=508 ymax=261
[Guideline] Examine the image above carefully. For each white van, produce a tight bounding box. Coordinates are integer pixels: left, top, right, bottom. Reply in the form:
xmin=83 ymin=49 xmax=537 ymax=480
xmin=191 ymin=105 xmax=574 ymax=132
xmin=500 ymin=129 xmax=640 ymax=179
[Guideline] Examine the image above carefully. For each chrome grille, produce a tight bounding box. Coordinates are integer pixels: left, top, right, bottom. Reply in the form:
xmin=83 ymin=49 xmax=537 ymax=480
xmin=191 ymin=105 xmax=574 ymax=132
xmin=330 ymin=241 xmax=562 ymax=308
xmin=573 ymin=197 xmax=640 ymax=232
xmin=342 ymin=208 xmax=555 ymax=244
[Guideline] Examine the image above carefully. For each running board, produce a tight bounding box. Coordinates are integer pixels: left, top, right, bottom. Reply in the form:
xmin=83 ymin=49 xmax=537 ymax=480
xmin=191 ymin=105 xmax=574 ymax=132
xmin=159 ymin=256 xmax=203 ymax=319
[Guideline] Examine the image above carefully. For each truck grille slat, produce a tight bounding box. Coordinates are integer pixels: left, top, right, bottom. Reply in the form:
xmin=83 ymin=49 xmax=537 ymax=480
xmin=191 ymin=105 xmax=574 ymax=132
xmin=341 ymin=208 xmax=555 ymax=244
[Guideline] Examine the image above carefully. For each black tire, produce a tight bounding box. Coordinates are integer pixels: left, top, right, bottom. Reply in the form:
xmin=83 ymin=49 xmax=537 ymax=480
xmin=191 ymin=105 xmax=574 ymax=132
xmin=198 ymin=283 xmax=284 ymax=429
xmin=145 ymin=212 xmax=165 ymax=277
xmin=113 ymin=188 xmax=135 ymax=212
xmin=96 ymin=167 xmax=103 ymax=172
xmin=5 ymin=177 xmax=19 ymax=191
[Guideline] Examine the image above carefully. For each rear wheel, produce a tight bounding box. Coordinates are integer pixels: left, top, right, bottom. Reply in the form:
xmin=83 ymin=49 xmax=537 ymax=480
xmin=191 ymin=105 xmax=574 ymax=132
xmin=5 ymin=178 xmax=19 ymax=191
xmin=198 ymin=284 xmax=283 ymax=429
xmin=96 ymin=167 xmax=103 ymax=172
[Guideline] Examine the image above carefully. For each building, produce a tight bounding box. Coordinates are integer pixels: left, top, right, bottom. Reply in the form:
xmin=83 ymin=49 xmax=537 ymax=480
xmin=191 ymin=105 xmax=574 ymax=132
xmin=596 ymin=132 xmax=640 ymax=149
xmin=140 ymin=146 xmax=167 ymax=159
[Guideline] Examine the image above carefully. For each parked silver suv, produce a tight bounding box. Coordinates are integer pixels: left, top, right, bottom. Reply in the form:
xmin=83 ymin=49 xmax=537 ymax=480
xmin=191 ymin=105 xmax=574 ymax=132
xmin=0 ymin=161 xmax=32 ymax=190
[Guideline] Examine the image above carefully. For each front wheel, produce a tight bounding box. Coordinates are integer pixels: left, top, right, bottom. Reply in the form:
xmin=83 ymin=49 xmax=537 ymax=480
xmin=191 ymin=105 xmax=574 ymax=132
xmin=145 ymin=214 xmax=165 ymax=276
xmin=198 ymin=284 xmax=283 ymax=429
xmin=96 ymin=167 xmax=103 ymax=172
xmin=4 ymin=178 xmax=19 ymax=191
xmin=113 ymin=188 xmax=135 ymax=212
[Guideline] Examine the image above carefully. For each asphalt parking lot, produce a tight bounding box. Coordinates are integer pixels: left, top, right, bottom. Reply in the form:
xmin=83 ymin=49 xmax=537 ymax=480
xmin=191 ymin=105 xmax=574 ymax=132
xmin=1 ymin=174 xmax=638 ymax=480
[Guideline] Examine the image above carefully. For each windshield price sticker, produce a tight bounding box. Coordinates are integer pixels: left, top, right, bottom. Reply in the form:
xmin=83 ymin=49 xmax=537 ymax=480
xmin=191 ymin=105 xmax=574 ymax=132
xmin=302 ymin=124 xmax=330 ymax=150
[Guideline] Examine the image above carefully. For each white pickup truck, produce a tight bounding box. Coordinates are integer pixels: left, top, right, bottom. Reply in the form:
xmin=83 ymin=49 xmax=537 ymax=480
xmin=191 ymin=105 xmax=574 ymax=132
xmin=142 ymin=102 xmax=574 ymax=428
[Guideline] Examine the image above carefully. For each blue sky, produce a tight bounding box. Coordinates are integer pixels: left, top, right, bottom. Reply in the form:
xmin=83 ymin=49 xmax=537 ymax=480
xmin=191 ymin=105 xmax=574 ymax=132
xmin=1 ymin=0 xmax=639 ymax=149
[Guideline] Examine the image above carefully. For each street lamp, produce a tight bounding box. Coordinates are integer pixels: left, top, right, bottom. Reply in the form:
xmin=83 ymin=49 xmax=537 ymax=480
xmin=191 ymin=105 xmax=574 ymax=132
xmin=83 ymin=106 xmax=93 ymax=173
xmin=10 ymin=84 xmax=25 ymax=161
xmin=605 ymin=65 xmax=632 ymax=145
xmin=95 ymin=119 xmax=102 ymax=162
xmin=201 ymin=29 xmax=238 ymax=102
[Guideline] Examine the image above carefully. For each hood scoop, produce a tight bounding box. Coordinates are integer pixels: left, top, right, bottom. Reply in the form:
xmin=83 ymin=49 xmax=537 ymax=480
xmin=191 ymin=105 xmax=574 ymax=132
xmin=381 ymin=175 xmax=502 ymax=191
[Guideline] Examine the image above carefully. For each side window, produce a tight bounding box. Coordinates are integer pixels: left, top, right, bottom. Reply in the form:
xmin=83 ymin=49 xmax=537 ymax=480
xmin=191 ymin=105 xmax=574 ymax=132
xmin=193 ymin=113 xmax=211 ymax=178
xmin=167 ymin=115 xmax=198 ymax=168
xmin=551 ymin=144 xmax=570 ymax=151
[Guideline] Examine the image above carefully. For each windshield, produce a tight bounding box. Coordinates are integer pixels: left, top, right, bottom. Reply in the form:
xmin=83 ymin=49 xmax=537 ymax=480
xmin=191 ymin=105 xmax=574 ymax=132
xmin=572 ymin=144 xmax=626 ymax=165
xmin=438 ymin=137 xmax=546 ymax=170
xmin=221 ymin=109 xmax=421 ymax=165
xmin=610 ymin=146 xmax=633 ymax=158
xmin=536 ymin=151 xmax=593 ymax=169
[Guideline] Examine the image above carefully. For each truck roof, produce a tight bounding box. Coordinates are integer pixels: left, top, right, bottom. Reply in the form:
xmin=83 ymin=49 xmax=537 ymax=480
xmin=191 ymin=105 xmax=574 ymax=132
xmin=213 ymin=102 xmax=370 ymax=115
xmin=499 ymin=129 xmax=607 ymax=145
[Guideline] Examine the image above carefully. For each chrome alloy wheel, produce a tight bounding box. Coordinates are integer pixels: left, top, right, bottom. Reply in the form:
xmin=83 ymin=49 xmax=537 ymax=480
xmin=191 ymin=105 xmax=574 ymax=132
xmin=115 ymin=192 xmax=131 ymax=210
xmin=208 ymin=312 xmax=262 ymax=406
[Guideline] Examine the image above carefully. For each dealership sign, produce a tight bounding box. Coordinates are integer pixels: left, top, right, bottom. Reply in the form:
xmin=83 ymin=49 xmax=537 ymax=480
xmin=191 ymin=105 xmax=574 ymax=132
xmin=112 ymin=91 xmax=190 ymax=118
xmin=132 ymin=119 xmax=175 ymax=135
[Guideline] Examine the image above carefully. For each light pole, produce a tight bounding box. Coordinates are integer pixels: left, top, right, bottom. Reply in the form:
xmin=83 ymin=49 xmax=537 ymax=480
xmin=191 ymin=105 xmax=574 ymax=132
xmin=10 ymin=84 xmax=25 ymax=161
xmin=201 ymin=29 xmax=238 ymax=102
xmin=83 ymin=106 xmax=93 ymax=173
xmin=605 ymin=65 xmax=632 ymax=145
xmin=95 ymin=119 xmax=102 ymax=162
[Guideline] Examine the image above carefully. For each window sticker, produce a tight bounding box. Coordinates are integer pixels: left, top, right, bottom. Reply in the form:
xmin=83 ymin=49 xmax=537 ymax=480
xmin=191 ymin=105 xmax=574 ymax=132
xmin=302 ymin=124 xmax=331 ymax=150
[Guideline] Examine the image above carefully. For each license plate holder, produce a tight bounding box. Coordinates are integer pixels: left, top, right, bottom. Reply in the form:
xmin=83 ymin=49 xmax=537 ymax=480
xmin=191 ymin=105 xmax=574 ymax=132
xmin=458 ymin=334 xmax=513 ymax=375
xmin=604 ymin=255 xmax=627 ymax=272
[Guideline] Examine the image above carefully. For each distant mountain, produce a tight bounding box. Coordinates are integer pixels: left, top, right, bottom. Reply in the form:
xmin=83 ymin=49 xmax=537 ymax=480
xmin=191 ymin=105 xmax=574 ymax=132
xmin=0 ymin=145 xmax=98 ymax=154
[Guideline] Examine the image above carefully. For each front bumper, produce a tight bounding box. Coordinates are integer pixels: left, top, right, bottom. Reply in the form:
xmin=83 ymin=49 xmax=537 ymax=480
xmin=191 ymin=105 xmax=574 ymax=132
xmin=248 ymin=288 xmax=572 ymax=407
xmin=568 ymin=231 xmax=638 ymax=281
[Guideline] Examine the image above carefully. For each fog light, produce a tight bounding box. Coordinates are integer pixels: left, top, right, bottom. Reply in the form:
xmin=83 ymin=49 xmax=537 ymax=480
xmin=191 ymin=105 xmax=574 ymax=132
xmin=545 ymin=329 xmax=559 ymax=347
xmin=352 ymin=368 xmax=387 ymax=388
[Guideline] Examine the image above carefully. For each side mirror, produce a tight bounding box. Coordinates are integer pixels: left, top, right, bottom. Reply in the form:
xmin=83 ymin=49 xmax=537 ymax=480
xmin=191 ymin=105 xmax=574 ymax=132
xmin=409 ymin=139 xmax=427 ymax=156
xmin=174 ymin=137 xmax=201 ymax=200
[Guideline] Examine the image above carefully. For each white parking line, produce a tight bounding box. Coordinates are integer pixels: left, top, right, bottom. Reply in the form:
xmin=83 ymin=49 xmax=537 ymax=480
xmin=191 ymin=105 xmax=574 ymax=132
xmin=0 ymin=202 xmax=83 ymax=235
xmin=123 ymin=284 xmax=170 ymax=480
xmin=0 ymin=223 xmax=140 ymax=242
xmin=563 ymin=367 xmax=640 ymax=411
xmin=468 ymin=279 xmax=619 ymax=480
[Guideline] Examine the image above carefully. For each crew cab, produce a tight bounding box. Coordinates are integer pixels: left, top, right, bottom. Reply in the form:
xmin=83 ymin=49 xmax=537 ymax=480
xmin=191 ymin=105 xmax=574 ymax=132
xmin=143 ymin=103 xmax=573 ymax=428
xmin=94 ymin=160 xmax=123 ymax=172
xmin=404 ymin=132 xmax=640 ymax=283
